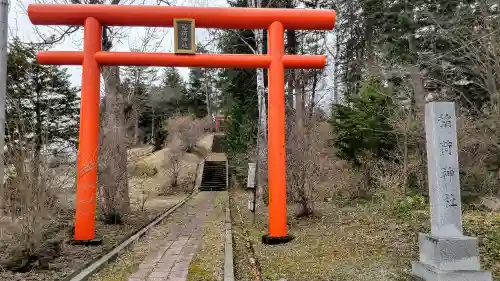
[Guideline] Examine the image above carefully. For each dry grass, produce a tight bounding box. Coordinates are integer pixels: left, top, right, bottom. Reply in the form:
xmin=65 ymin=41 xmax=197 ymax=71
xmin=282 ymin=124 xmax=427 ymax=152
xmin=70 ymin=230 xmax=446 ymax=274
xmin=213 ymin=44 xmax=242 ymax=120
xmin=230 ymin=188 xmax=500 ymax=281
xmin=232 ymin=189 xmax=416 ymax=281
xmin=128 ymin=134 xmax=212 ymax=209
xmin=187 ymin=191 xmax=227 ymax=281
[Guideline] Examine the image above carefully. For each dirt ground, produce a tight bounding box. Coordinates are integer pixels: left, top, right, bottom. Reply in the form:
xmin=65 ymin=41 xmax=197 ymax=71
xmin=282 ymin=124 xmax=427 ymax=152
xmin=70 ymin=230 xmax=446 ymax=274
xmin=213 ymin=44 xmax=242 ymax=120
xmin=229 ymin=189 xmax=500 ymax=281
xmin=0 ymin=135 xmax=212 ymax=281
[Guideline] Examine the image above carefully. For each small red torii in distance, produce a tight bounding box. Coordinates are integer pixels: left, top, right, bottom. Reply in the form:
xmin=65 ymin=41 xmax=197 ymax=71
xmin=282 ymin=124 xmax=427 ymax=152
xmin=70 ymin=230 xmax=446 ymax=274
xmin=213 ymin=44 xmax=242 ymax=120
xmin=28 ymin=4 xmax=336 ymax=245
xmin=214 ymin=116 xmax=227 ymax=132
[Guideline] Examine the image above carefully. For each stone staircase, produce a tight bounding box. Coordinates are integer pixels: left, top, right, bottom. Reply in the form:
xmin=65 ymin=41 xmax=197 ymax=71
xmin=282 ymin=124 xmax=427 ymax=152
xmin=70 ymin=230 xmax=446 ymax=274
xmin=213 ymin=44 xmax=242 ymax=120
xmin=200 ymin=160 xmax=227 ymax=191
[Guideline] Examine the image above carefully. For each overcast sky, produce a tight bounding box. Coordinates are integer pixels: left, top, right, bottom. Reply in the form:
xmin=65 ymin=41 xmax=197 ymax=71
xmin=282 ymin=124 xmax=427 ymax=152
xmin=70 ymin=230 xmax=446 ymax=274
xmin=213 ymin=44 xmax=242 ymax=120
xmin=9 ymin=0 xmax=229 ymax=87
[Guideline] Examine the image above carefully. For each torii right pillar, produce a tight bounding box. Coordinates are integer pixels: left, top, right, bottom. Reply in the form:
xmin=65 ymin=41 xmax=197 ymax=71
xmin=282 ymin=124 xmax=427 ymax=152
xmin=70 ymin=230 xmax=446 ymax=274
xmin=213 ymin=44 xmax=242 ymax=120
xmin=262 ymin=21 xmax=291 ymax=245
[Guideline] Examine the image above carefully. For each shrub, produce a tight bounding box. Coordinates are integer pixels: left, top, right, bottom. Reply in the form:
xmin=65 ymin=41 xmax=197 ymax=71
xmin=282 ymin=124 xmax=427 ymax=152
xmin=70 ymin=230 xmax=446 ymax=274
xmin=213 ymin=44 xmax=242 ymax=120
xmin=164 ymin=136 xmax=186 ymax=194
xmin=131 ymin=160 xmax=158 ymax=177
xmin=394 ymin=194 xmax=426 ymax=219
xmin=287 ymin=121 xmax=337 ymax=217
xmin=0 ymin=144 xmax=66 ymax=272
xmin=165 ymin=115 xmax=211 ymax=153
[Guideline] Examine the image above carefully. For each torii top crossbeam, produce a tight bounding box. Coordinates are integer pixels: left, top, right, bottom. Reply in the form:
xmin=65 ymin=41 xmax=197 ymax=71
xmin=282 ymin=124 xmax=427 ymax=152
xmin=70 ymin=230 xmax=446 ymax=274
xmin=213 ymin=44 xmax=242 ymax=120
xmin=28 ymin=4 xmax=336 ymax=30
xmin=28 ymin=4 xmax=336 ymax=245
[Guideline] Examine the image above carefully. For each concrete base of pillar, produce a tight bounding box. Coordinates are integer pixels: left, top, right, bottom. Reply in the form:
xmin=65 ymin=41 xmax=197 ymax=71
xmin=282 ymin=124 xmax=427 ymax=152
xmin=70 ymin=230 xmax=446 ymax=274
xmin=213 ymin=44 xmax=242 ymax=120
xmin=411 ymin=233 xmax=492 ymax=281
xmin=412 ymin=262 xmax=492 ymax=281
xmin=69 ymin=238 xmax=103 ymax=246
xmin=261 ymin=234 xmax=294 ymax=245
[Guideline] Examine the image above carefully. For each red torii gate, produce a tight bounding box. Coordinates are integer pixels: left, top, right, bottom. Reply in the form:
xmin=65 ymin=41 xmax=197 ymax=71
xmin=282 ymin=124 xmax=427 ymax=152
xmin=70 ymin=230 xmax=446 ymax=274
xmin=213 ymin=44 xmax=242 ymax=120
xmin=28 ymin=4 xmax=336 ymax=245
xmin=214 ymin=115 xmax=227 ymax=132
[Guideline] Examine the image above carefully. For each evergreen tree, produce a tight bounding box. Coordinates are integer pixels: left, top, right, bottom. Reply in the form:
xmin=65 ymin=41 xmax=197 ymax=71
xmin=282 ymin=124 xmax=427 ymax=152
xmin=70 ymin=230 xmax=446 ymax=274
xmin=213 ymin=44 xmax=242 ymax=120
xmin=183 ymin=45 xmax=216 ymax=118
xmin=184 ymin=67 xmax=207 ymax=118
xmin=216 ymin=1 xmax=258 ymax=154
xmin=162 ymin=67 xmax=185 ymax=95
xmin=332 ymin=76 xmax=397 ymax=166
xmin=6 ymin=40 xmax=80 ymax=155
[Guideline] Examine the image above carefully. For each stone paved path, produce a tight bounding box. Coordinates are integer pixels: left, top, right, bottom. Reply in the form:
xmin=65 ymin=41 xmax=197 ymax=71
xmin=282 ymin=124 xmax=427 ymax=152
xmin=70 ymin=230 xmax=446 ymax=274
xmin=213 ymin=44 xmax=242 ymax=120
xmin=128 ymin=192 xmax=216 ymax=281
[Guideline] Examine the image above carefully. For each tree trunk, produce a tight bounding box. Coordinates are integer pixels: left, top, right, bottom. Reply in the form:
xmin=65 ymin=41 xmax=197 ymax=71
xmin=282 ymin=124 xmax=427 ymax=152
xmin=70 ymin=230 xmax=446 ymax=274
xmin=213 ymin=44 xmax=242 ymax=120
xmin=309 ymin=70 xmax=318 ymax=119
xmin=294 ymin=73 xmax=313 ymax=217
xmin=408 ymin=61 xmax=425 ymax=109
xmin=33 ymin=82 xmax=43 ymax=193
xmin=364 ymin=16 xmax=381 ymax=79
xmin=248 ymin=0 xmax=268 ymax=205
xmin=406 ymin=4 xmax=425 ymax=110
xmin=98 ymin=25 xmax=129 ymax=223
xmin=285 ymin=0 xmax=297 ymax=111
xmin=133 ymin=107 xmax=140 ymax=146
xmin=296 ymin=72 xmax=304 ymax=135
xmin=286 ymin=29 xmax=296 ymax=113
xmin=99 ymin=65 xmax=130 ymax=223
xmin=402 ymin=108 xmax=412 ymax=197
xmin=132 ymin=69 xmax=142 ymax=146
xmin=256 ymin=35 xmax=268 ymax=204
xmin=151 ymin=107 xmax=155 ymax=143
xmin=204 ymin=69 xmax=212 ymax=118
xmin=333 ymin=31 xmax=341 ymax=110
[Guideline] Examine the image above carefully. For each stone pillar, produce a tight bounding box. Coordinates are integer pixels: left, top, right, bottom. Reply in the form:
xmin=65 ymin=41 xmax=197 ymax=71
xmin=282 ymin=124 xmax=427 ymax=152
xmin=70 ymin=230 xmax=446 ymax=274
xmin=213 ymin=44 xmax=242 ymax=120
xmin=412 ymin=102 xmax=492 ymax=281
xmin=247 ymin=162 xmax=256 ymax=212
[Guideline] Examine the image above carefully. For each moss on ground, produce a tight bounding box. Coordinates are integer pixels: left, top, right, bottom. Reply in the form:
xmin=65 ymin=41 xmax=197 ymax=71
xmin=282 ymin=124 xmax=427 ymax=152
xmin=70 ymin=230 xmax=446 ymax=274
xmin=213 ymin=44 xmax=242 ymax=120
xmin=91 ymin=250 xmax=143 ymax=281
xmin=229 ymin=192 xmax=263 ymax=281
xmin=229 ymin=189 xmax=500 ymax=281
xmin=187 ymin=191 xmax=227 ymax=281
xmin=463 ymin=211 xmax=500 ymax=277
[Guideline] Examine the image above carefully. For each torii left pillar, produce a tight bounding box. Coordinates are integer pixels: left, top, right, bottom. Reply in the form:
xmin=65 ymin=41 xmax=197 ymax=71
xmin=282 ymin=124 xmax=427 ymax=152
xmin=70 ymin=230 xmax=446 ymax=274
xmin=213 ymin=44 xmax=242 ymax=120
xmin=73 ymin=17 xmax=102 ymax=244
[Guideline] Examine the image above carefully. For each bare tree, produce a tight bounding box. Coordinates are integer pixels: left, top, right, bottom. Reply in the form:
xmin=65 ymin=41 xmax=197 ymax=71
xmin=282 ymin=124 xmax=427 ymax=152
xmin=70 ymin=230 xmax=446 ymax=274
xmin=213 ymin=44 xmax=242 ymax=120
xmin=287 ymin=116 xmax=333 ymax=217
xmin=124 ymin=66 xmax=156 ymax=146
xmin=133 ymin=177 xmax=152 ymax=212
xmin=164 ymin=136 xmax=185 ymax=194
xmin=98 ymin=64 xmax=130 ymax=223
xmin=284 ymin=68 xmax=332 ymax=217
xmin=98 ymin=20 xmax=170 ymax=222
xmin=166 ymin=115 xmax=210 ymax=153
xmin=125 ymin=27 xmax=165 ymax=146
xmin=25 ymin=0 xmax=131 ymax=224
xmin=1 ymin=112 xmax=70 ymax=272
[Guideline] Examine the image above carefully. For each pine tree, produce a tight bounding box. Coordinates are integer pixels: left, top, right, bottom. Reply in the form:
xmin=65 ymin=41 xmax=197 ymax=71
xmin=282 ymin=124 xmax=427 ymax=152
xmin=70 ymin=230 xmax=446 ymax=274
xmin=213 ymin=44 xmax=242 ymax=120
xmin=216 ymin=11 xmax=258 ymax=154
xmin=162 ymin=67 xmax=184 ymax=95
xmin=6 ymin=40 xmax=80 ymax=157
xmin=332 ymin=76 xmax=397 ymax=166
xmin=184 ymin=68 xmax=207 ymax=118
xmin=182 ymin=45 xmax=215 ymax=118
